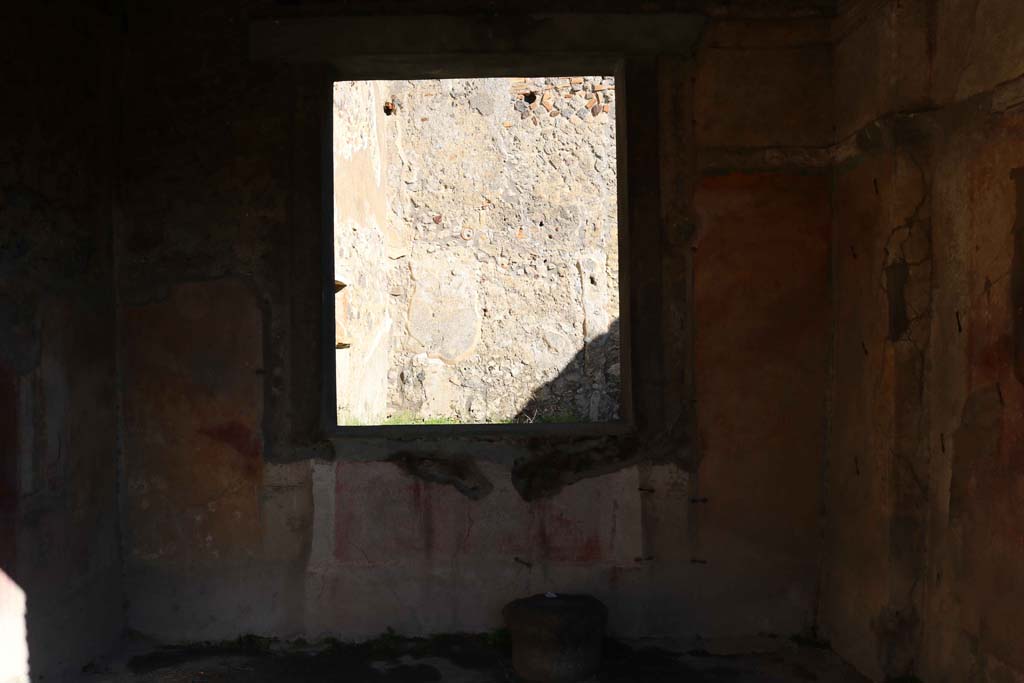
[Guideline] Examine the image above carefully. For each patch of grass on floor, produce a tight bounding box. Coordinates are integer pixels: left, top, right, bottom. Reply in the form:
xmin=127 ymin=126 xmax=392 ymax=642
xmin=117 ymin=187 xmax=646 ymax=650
xmin=383 ymin=412 xmax=461 ymax=425
xmin=338 ymin=413 xmax=463 ymax=426
xmin=341 ymin=412 xmax=584 ymax=426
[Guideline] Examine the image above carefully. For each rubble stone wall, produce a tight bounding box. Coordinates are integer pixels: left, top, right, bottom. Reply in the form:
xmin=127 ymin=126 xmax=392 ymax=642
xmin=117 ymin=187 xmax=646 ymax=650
xmin=335 ymin=76 xmax=620 ymax=424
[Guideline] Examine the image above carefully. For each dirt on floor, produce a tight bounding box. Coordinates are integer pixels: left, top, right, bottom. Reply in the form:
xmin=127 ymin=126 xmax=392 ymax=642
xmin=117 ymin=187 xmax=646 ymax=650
xmin=78 ymin=632 xmax=870 ymax=683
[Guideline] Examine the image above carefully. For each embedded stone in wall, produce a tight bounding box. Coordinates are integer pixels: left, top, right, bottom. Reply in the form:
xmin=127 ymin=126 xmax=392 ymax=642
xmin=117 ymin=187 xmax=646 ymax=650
xmin=394 ymin=353 xmax=459 ymax=417
xmin=407 ymin=259 xmax=481 ymax=363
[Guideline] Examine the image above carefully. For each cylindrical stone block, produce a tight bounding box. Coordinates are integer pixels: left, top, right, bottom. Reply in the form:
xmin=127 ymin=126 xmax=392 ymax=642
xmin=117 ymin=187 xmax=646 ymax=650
xmin=503 ymin=593 xmax=607 ymax=682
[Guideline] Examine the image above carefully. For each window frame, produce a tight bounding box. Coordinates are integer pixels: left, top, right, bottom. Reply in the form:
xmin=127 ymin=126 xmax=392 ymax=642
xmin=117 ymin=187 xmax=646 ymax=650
xmin=322 ymin=58 xmax=634 ymax=440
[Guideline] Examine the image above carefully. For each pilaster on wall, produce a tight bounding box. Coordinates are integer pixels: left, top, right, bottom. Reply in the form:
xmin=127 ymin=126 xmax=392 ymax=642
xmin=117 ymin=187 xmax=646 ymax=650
xmin=821 ymin=112 xmax=938 ymax=682
xmin=689 ymin=15 xmax=833 ymax=639
xmin=820 ymin=1 xmax=1024 ymax=681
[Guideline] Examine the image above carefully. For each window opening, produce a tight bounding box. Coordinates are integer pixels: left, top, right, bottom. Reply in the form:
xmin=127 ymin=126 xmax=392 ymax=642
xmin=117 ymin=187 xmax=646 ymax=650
xmin=332 ymin=76 xmax=620 ymax=426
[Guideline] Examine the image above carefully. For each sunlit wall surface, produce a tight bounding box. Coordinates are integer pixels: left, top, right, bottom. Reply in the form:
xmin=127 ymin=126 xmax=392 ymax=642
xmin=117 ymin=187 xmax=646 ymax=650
xmin=0 ymin=570 xmax=28 ymax=683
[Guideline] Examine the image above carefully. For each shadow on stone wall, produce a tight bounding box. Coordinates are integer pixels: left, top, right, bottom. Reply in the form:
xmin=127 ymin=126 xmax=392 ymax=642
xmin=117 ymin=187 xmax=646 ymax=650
xmin=513 ymin=318 xmax=620 ymax=423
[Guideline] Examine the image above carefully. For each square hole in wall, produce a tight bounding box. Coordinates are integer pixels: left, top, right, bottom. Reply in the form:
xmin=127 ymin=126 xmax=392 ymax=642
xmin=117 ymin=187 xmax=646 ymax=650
xmin=332 ymin=76 xmax=621 ymax=426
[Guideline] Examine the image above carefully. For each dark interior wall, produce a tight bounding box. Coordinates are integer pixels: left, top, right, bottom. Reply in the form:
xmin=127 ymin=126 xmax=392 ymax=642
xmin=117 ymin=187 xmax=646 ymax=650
xmin=925 ymin=98 xmax=1024 ymax=683
xmin=693 ymin=173 xmax=831 ymax=636
xmin=19 ymin=2 xmax=1024 ymax=681
xmin=0 ymin=5 xmax=123 ymax=679
xmin=691 ymin=17 xmax=833 ymax=636
xmin=116 ymin=1 xmax=322 ymax=638
xmin=109 ymin=0 xmax=840 ymax=645
xmin=106 ymin=0 xmax=1024 ymax=677
xmin=820 ymin=1 xmax=1024 ymax=681
xmin=256 ymin=0 xmax=837 ymax=18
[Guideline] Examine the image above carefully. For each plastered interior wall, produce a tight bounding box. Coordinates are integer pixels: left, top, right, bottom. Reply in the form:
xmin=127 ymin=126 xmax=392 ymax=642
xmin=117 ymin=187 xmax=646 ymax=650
xmin=690 ymin=15 xmax=834 ymax=638
xmin=333 ymin=80 xmax=394 ymax=425
xmin=113 ymin=2 xmax=833 ymax=647
xmin=819 ymin=1 xmax=1024 ymax=681
xmin=0 ymin=6 xmax=123 ymax=681
xmin=4 ymin=2 xmax=1024 ymax=682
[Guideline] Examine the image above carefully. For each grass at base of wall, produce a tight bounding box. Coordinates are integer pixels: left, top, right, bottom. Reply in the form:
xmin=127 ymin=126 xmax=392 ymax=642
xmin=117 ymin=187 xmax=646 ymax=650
xmin=382 ymin=412 xmax=462 ymax=425
xmin=338 ymin=413 xmax=496 ymax=426
xmin=338 ymin=409 xmax=588 ymax=426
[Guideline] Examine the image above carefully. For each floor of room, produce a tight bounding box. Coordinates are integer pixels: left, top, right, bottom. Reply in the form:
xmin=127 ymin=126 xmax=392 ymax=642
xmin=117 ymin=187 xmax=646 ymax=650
xmin=81 ymin=633 xmax=869 ymax=683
